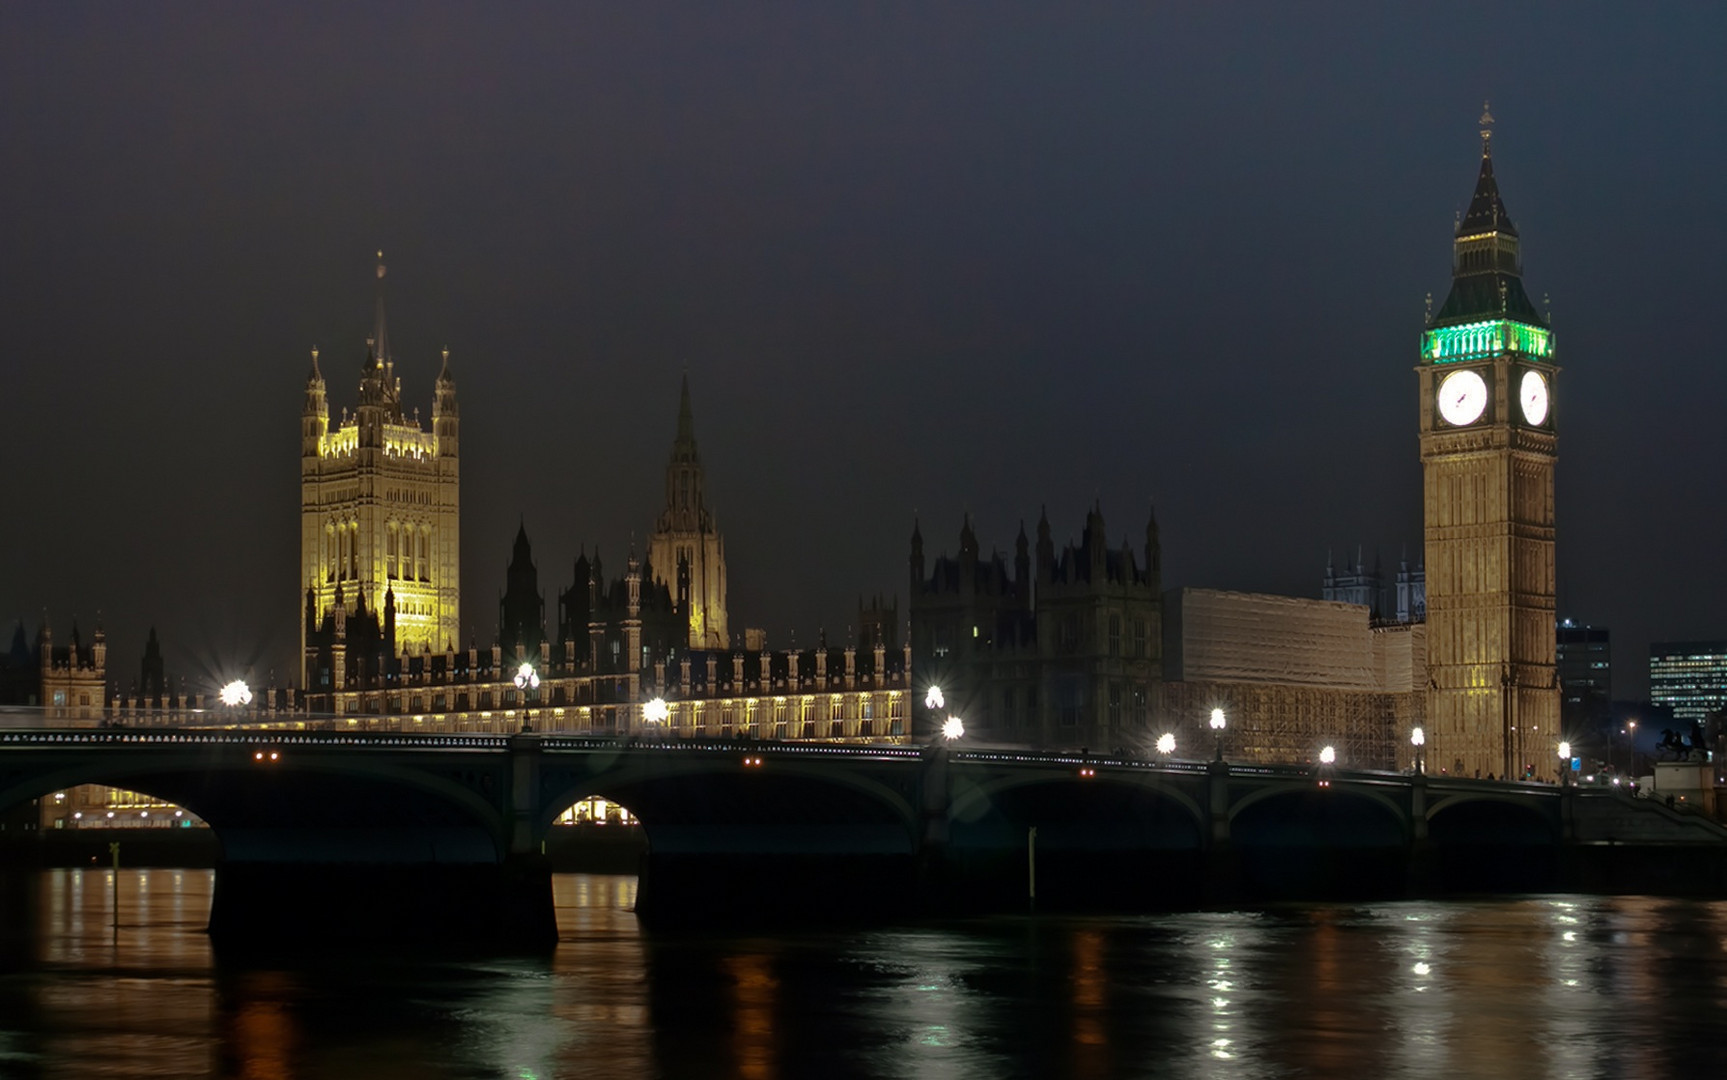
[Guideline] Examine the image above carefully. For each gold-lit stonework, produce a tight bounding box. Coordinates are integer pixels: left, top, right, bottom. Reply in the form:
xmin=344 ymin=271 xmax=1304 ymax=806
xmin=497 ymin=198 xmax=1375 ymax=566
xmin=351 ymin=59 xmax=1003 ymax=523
xmin=1418 ymin=112 xmax=1559 ymax=779
xmin=300 ymin=256 xmax=460 ymax=686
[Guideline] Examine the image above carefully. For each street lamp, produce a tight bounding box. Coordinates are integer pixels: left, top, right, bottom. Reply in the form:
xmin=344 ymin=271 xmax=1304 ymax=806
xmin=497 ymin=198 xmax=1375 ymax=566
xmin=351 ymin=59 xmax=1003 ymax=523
xmin=1319 ymin=745 xmax=1336 ymax=765
xmin=1626 ymin=719 xmax=1637 ymax=777
xmin=1209 ymin=708 xmax=1227 ymax=762
xmin=513 ymin=661 xmax=540 ymax=733
xmin=1156 ymin=732 xmax=1176 ymax=758
xmin=1411 ymin=726 xmax=1425 ymax=775
xmin=219 ymin=680 xmax=252 ymax=708
xmin=925 ymin=686 xmax=945 ymax=711
xmin=643 ymin=696 xmax=669 ymax=739
xmin=941 ymin=715 xmax=965 ymax=742
xmin=1558 ymin=740 xmax=1571 ymax=785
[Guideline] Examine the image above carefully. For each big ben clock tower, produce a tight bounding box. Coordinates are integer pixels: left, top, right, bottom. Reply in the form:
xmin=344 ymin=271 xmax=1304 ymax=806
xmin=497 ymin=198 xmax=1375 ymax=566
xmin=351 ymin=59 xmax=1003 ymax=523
xmin=1419 ymin=106 xmax=1559 ymax=780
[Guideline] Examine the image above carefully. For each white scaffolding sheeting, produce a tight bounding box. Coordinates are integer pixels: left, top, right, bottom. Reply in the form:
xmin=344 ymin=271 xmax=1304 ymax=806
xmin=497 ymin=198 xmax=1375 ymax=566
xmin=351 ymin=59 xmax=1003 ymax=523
xmin=1166 ymin=589 xmax=1377 ymax=690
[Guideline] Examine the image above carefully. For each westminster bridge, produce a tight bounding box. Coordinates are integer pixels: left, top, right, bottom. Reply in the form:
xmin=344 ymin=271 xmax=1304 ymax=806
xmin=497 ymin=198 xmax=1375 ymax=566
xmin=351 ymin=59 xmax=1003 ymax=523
xmin=3 ymin=728 xmax=1726 ymax=947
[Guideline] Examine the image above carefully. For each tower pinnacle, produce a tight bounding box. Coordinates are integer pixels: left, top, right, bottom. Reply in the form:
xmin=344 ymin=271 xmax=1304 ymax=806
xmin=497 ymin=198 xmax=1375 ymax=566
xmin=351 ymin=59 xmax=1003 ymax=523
xmin=372 ymin=250 xmax=390 ymax=369
xmin=1479 ymin=100 xmax=1494 ymax=157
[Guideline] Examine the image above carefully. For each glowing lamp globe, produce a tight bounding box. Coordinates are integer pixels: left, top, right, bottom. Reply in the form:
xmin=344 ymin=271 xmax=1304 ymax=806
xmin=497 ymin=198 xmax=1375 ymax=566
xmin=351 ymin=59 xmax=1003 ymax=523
xmin=1209 ymin=708 xmax=1226 ymax=731
xmin=941 ymin=715 xmax=965 ymax=741
xmin=925 ymin=686 xmax=945 ymax=710
xmin=1156 ymin=732 xmax=1176 ymax=756
xmin=219 ymin=680 xmax=253 ymax=707
xmin=1558 ymin=741 xmax=1570 ymax=760
xmin=1319 ymin=745 xmax=1336 ymax=765
xmin=1411 ymin=727 xmax=1425 ymax=748
xmin=643 ymin=697 xmax=669 ymax=724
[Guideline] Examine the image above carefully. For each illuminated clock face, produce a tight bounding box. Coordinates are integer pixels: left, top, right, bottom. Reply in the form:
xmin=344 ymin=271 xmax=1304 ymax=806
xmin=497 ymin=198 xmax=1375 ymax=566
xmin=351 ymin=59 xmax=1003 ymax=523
xmin=1437 ymin=369 xmax=1489 ymax=426
xmin=1519 ymin=369 xmax=1549 ymax=425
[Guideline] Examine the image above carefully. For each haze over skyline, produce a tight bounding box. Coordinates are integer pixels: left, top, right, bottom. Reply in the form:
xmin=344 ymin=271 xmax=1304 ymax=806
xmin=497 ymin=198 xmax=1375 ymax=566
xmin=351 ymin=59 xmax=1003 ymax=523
xmin=4 ymin=4 xmax=1724 ymax=700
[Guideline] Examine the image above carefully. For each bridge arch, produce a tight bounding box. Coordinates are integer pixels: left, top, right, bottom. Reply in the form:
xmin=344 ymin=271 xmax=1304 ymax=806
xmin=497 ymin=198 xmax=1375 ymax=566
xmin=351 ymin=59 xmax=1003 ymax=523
xmin=1228 ymin=783 xmax=1410 ymax=899
xmin=1425 ymin=791 xmax=1560 ymax=891
xmin=945 ymin=768 xmax=1208 ymax=909
xmin=537 ymin=754 xmax=923 ymax=855
xmin=1227 ymin=781 xmax=1408 ymax=833
xmin=0 ymin=750 xmax=510 ymax=863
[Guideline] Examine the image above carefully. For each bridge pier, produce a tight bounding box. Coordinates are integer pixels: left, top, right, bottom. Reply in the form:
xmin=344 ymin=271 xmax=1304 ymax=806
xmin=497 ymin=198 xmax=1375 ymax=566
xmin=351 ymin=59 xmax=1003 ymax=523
xmin=1406 ymin=773 xmax=1434 ymax=894
xmin=1202 ymin=760 xmax=1240 ymax=903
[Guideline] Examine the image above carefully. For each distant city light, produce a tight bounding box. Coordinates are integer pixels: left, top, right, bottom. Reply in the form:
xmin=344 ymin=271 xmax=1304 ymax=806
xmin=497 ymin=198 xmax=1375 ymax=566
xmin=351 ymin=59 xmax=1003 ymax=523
xmin=1319 ymin=746 xmax=1336 ymax=765
xmin=1156 ymin=733 xmax=1176 ymax=756
xmin=942 ymin=715 xmax=964 ymax=741
xmin=925 ymin=686 xmax=945 ymax=710
xmin=219 ymin=680 xmax=252 ymax=707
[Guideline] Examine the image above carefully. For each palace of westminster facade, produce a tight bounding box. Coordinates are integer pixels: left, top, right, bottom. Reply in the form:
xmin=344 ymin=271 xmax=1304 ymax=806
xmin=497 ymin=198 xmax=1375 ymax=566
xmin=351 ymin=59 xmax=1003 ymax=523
xmin=15 ymin=118 xmax=1560 ymax=831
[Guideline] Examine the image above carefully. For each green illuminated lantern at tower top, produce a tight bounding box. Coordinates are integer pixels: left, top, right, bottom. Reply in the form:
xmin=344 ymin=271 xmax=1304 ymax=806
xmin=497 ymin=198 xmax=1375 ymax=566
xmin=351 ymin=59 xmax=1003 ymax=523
xmin=1423 ymin=103 xmax=1553 ymax=364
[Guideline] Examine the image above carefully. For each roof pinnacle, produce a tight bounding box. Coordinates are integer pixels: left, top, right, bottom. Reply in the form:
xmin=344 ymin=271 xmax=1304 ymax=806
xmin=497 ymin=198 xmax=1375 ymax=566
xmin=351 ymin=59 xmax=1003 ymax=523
xmin=1479 ymin=100 xmax=1494 ymax=157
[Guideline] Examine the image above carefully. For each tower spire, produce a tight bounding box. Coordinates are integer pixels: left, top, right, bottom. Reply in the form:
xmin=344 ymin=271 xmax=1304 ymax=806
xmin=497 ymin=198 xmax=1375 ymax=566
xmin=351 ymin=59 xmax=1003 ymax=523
xmin=1479 ymin=100 xmax=1494 ymax=158
xmin=676 ymin=372 xmax=696 ymax=451
xmin=1428 ymin=107 xmax=1545 ymax=329
xmin=372 ymin=251 xmax=390 ymax=369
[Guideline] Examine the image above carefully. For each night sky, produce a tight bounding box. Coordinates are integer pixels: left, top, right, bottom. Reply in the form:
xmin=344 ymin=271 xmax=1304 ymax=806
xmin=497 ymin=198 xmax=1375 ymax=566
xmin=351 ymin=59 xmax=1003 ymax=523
xmin=4 ymin=5 xmax=1723 ymax=701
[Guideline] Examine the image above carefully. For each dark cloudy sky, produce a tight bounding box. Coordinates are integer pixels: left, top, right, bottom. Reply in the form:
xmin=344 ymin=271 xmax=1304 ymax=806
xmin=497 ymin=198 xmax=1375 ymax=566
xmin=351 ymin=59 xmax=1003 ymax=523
xmin=3 ymin=4 xmax=1723 ymax=700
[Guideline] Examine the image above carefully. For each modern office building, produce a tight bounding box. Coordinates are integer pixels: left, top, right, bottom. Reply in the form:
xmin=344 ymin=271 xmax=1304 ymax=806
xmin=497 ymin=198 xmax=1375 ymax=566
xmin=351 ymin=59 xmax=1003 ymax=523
xmin=1649 ymin=641 xmax=1727 ymax=724
xmin=1556 ymin=621 xmax=1612 ymax=736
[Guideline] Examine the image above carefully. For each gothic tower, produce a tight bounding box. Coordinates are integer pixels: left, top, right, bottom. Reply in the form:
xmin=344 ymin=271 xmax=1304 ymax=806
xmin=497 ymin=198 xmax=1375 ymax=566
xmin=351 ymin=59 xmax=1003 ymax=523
xmin=647 ymin=375 xmax=729 ymax=650
xmin=1419 ymin=107 xmax=1559 ymax=779
xmin=301 ymin=255 xmax=460 ymax=687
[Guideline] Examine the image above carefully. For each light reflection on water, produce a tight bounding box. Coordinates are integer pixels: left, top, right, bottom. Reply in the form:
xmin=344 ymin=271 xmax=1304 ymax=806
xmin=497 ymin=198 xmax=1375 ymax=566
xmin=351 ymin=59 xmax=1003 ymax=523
xmin=3 ymin=869 xmax=1727 ymax=1077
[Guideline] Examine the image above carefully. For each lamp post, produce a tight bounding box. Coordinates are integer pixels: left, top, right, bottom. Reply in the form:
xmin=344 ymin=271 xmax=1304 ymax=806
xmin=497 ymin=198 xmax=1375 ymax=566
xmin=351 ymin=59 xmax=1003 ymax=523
xmin=926 ymin=685 xmax=949 ymax=742
xmin=1558 ymin=740 xmax=1571 ymax=786
xmin=1625 ymin=719 xmax=1637 ymax=777
xmin=1411 ymin=726 xmax=1425 ymax=776
xmin=643 ymin=696 xmax=669 ymax=740
xmin=513 ymin=661 xmax=540 ymax=733
xmin=219 ymin=680 xmax=252 ymax=709
xmin=1209 ymin=708 xmax=1226 ymax=762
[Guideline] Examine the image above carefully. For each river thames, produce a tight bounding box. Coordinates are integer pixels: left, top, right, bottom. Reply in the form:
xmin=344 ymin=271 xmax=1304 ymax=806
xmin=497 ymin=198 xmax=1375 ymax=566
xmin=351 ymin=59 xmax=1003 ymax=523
xmin=2 ymin=869 xmax=1726 ymax=1077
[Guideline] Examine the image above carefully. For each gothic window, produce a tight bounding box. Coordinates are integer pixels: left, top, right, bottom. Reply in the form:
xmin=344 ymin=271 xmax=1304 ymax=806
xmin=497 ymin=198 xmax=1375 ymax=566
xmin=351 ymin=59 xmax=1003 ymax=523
xmin=1133 ymin=619 xmax=1148 ymax=659
xmin=1108 ymin=614 xmax=1121 ymax=655
xmin=1108 ymin=683 xmax=1121 ymax=728
xmin=386 ymin=526 xmax=398 ymax=579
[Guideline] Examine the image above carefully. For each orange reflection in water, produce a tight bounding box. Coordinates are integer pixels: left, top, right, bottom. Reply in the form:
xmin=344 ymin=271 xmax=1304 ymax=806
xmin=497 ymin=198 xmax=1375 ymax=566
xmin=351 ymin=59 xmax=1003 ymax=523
xmin=223 ymin=972 xmax=301 ymax=1080
xmin=724 ymin=951 xmax=781 ymax=1080
xmin=1067 ymin=926 xmax=1113 ymax=1078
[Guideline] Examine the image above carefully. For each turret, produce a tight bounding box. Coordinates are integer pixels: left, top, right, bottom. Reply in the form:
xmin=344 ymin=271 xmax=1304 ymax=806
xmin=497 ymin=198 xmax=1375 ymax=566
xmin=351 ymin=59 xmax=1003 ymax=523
xmin=1014 ymin=521 xmax=1031 ymax=598
xmin=909 ymin=518 xmax=925 ymax=588
xmin=302 ymin=347 xmax=328 ymax=457
xmin=1036 ymin=507 xmax=1055 ymax=582
xmin=434 ymin=347 xmax=459 ymax=457
xmin=1145 ymin=505 xmax=1161 ymax=583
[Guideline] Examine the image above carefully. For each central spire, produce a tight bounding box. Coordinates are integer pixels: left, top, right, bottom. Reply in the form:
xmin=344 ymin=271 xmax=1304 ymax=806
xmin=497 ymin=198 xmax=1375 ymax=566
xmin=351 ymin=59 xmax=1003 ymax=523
xmin=673 ymin=372 xmax=697 ymax=460
xmin=1430 ymin=107 xmax=1543 ymax=328
xmin=371 ymin=251 xmax=391 ymax=369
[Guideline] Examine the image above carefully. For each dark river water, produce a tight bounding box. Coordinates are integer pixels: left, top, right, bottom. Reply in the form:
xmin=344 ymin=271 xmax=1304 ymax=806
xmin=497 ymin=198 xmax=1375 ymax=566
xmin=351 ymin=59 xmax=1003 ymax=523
xmin=2 ymin=869 xmax=1726 ymax=1078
